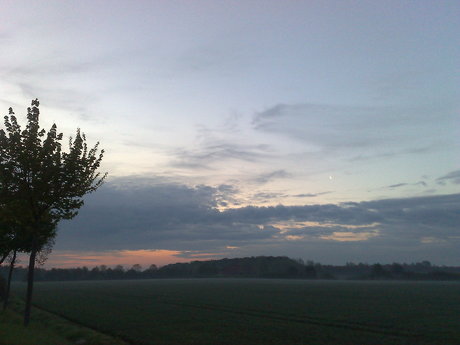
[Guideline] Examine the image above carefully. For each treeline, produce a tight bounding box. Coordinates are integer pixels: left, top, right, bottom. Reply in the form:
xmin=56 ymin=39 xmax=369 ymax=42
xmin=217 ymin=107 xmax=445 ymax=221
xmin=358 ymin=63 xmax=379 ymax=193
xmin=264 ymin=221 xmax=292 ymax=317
xmin=157 ymin=256 xmax=316 ymax=279
xmin=1 ymin=256 xmax=315 ymax=281
xmin=316 ymin=261 xmax=460 ymax=281
xmin=2 ymin=256 xmax=460 ymax=282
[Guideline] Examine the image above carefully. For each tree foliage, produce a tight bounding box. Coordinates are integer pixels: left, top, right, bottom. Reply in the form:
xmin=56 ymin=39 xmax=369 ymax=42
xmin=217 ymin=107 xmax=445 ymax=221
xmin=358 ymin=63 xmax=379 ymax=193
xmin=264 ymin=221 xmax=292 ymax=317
xmin=0 ymin=100 xmax=106 ymax=250
xmin=0 ymin=100 xmax=105 ymax=240
xmin=0 ymin=99 xmax=106 ymax=325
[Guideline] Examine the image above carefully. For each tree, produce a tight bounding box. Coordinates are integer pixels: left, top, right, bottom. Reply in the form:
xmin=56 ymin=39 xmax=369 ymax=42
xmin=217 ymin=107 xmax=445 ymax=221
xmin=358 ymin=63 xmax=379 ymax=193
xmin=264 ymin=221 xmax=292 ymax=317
xmin=3 ymin=249 xmax=17 ymax=310
xmin=0 ymin=273 xmax=5 ymax=302
xmin=131 ymin=264 xmax=142 ymax=272
xmin=0 ymin=227 xmax=13 ymax=265
xmin=371 ymin=263 xmax=386 ymax=278
xmin=0 ymin=99 xmax=106 ymax=326
xmin=0 ymin=216 xmax=22 ymax=265
xmin=0 ymin=215 xmax=34 ymax=309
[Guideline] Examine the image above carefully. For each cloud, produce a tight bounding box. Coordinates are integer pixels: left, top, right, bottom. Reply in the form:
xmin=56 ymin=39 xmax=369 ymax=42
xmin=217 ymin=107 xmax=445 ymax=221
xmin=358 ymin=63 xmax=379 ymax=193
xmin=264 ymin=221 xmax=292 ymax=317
xmin=387 ymin=183 xmax=408 ymax=189
xmin=292 ymin=191 xmax=332 ymax=198
xmin=252 ymin=103 xmax=454 ymax=161
xmin=54 ymin=177 xmax=460 ymax=264
xmin=253 ymin=103 xmax=381 ymax=149
xmin=374 ymin=180 xmax=428 ymax=191
xmin=253 ymin=169 xmax=291 ymax=184
xmin=214 ymin=184 xmax=241 ymax=207
xmin=171 ymin=143 xmax=272 ymax=170
xmin=437 ymin=170 xmax=460 ymax=185
xmin=250 ymin=192 xmax=287 ymax=204
xmin=0 ymin=52 xmax=113 ymax=113
xmin=348 ymin=146 xmax=433 ymax=162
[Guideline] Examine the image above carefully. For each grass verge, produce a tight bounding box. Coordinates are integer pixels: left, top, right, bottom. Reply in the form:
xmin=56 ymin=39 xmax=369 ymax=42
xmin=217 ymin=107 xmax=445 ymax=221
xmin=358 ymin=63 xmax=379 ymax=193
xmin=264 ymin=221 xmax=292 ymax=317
xmin=0 ymin=297 xmax=129 ymax=345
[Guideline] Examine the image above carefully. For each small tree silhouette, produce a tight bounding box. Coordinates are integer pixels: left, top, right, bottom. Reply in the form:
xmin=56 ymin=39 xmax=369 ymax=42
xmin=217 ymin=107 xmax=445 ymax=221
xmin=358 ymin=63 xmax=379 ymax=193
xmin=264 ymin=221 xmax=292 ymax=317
xmin=0 ymin=99 xmax=106 ymax=325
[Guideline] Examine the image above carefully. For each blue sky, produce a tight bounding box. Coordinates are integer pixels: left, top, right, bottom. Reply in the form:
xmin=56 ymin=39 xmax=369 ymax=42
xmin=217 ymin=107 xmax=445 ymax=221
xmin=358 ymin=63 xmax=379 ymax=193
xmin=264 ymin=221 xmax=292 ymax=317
xmin=1 ymin=1 xmax=459 ymax=267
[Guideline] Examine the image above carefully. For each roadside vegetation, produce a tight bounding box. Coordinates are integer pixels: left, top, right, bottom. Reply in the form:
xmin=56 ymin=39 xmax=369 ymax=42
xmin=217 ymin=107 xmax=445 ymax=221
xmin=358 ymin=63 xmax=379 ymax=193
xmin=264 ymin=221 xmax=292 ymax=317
xmin=0 ymin=297 xmax=127 ymax=345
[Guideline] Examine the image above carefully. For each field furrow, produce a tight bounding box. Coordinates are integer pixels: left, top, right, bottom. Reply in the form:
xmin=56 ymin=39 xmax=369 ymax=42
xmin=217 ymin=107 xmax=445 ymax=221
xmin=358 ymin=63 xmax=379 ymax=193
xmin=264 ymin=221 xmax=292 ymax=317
xmin=13 ymin=279 xmax=460 ymax=345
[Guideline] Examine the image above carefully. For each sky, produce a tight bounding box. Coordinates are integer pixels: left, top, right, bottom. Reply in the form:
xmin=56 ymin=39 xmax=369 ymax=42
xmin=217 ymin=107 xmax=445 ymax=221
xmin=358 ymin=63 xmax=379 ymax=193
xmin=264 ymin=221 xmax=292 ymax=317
xmin=1 ymin=1 xmax=459 ymax=268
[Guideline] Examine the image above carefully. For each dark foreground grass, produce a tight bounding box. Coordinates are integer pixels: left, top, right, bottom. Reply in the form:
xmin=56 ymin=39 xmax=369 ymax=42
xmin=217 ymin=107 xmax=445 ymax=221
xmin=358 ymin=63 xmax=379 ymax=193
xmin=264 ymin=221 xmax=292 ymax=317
xmin=12 ymin=279 xmax=460 ymax=345
xmin=0 ymin=297 xmax=128 ymax=345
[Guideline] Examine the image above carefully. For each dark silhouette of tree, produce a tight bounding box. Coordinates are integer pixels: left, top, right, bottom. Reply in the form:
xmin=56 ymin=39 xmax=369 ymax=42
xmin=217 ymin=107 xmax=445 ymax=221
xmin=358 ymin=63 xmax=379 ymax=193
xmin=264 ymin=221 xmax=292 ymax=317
xmin=131 ymin=264 xmax=142 ymax=272
xmin=0 ymin=273 xmax=5 ymax=301
xmin=0 ymin=217 xmax=22 ymax=265
xmin=3 ymin=249 xmax=16 ymax=310
xmin=0 ymin=99 xmax=106 ymax=326
xmin=0 ymin=209 xmax=39 ymax=309
xmin=391 ymin=263 xmax=404 ymax=275
xmin=0 ymin=237 xmax=11 ymax=266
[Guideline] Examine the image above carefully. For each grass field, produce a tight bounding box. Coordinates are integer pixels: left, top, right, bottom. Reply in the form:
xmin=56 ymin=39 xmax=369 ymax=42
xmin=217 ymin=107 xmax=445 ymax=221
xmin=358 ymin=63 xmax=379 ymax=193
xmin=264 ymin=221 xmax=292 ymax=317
xmin=0 ymin=297 xmax=128 ymax=345
xmin=12 ymin=279 xmax=460 ymax=345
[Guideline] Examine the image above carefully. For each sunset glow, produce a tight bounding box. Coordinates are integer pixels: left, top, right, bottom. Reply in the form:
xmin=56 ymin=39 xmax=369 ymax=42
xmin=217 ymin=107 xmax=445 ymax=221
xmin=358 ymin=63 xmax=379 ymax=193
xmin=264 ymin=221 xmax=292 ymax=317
xmin=42 ymin=250 xmax=191 ymax=269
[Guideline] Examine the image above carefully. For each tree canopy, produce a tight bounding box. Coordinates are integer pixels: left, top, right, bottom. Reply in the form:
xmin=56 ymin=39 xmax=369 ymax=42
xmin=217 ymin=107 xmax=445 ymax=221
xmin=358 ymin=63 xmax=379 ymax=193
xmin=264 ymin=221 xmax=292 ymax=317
xmin=0 ymin=99 xmax=106 ymax=325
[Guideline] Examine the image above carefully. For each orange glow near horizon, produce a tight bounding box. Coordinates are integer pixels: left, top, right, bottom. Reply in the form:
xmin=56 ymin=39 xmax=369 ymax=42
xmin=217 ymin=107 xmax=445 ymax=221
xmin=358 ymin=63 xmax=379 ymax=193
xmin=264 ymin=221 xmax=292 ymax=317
xmin=37 ymin=249 xmax=217 ymax=269
xmin=271 ymin=220 xmax=381 ymax=233
xmin=320 ymin=231 xmax=379 ymax=242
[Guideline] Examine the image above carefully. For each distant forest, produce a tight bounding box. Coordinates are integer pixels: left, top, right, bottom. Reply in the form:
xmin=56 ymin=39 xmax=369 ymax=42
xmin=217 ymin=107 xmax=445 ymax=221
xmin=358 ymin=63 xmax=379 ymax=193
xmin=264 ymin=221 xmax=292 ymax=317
xmin=2 ymin=256 xmax=460 ymax=282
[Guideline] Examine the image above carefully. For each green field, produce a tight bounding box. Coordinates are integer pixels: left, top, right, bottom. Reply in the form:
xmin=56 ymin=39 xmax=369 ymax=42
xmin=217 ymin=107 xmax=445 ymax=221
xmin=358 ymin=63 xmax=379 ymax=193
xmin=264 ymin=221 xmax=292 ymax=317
xmin=12 ymin=279 xmax=460 ymax=345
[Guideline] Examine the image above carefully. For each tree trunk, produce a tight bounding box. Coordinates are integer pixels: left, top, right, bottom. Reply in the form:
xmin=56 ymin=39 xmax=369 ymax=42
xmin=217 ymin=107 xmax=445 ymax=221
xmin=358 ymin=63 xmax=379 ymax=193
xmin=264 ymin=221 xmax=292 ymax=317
xmin=0 ymin=252 xmax=10 ymax=265
xmin=3 ymin=250 xmax=16 ymax=310
xmin=23 ymin=248 xmax=37 ymax=327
